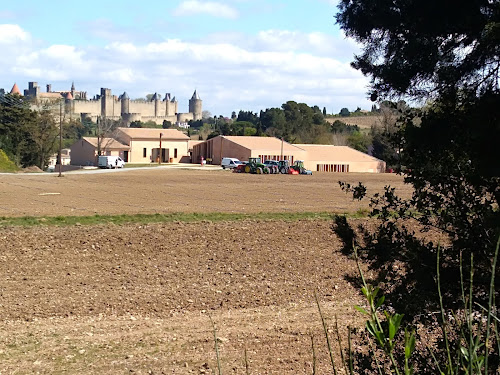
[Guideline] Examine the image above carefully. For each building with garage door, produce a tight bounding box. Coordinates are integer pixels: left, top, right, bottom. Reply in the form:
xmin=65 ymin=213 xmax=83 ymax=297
xmin=114 ymin=128 xmax=189 ymax=164
xmin=70 ymin=137 xmax=130 ymax=166
xmin=192 ymin=136 xmax=386 ymax=173
xmin=294 ymin=144 xmax=386 ymax=173
xmin=192 ymin=136 xmax=306 ymax=165
xmin=70 ymin=128 xmax=189 ymax=166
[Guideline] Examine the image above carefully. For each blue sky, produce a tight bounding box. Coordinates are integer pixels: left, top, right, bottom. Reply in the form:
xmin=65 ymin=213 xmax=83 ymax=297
xmin=0 ymin=0 xmax=371 ymax=116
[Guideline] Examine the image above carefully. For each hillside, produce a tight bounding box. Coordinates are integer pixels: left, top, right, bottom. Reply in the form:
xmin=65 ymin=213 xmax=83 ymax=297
xmin=0 ymin=149 xmax=18 ymax=172
xmin=326 ymin=115 xmax=385 ymax=129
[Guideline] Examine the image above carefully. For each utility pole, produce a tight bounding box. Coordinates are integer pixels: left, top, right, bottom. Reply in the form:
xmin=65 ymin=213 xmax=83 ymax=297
xmin=220 ymin=136 xmax=223 ymax=164
xmin=159 ymin=132 xmax=163 ymax=164
xmin=58 ymin=100 xmax=62 ymax=177
xmin=280 ymin=137 xmax=284 ymax=161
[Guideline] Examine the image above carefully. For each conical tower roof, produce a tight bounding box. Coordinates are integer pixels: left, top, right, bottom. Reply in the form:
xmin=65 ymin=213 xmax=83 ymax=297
xmin=191 ymin=90 xmax=200 ymax=100
xmin=10 ymin=83 xmax=21 ymax=95
xmin=121 ymin=92 xmax=129 ymax=100
xmin=66 ymin=92 xmax=73 ymax=100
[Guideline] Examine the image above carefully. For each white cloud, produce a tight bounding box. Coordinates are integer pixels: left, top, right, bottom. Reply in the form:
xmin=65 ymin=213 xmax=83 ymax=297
xmin=0 ymin=23 xmax=371 ymax=115
xmin=173 ymin=1 xmax=239 ymax=19
xmin=0 ymin=24 xmax=30 ymax=44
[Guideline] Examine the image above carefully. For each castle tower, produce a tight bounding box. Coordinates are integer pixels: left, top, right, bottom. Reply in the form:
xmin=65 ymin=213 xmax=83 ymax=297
xmin=65 ymin=92 xmax=73 ymax=114
xmin=164 ymin=93 xmax=171 ymax=116
xmin=100 ymin=88 xmax=113 ymax=117
xmin=120 ymin=92 xmax=130 ymax=115
xmin=171 ymin=96 xmax=178 ymax=115
xmin=152 ymin=93 xmax=161 ymax=117
xmin=71 ymin=82 xmax=75 ymax=98
xmin=10 ymin=83 xmax=22 ymax=95
xmin=189 ymin=90 xmax=202 ymax=121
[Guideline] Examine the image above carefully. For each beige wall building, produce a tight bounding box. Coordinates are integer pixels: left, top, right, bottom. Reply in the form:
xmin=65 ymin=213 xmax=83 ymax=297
xmin=193 ymin=136 xmax=386 ymax=173
xmin=70 ymin=128 xmax=189 ymax=165
xmin=294 ymin=144 xmax=386 ymax=173
xmin=70 ymin=137 xmax=130 ymax=166
xmin=192 ymin=136 xmax=306 ymax=165
xmin=114 ymin=128 xmax=190 ymax=164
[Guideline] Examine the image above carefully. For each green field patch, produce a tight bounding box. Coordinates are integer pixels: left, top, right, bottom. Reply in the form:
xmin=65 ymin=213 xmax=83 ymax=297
xmin=0 ymin=211 xmax=362 ymax=227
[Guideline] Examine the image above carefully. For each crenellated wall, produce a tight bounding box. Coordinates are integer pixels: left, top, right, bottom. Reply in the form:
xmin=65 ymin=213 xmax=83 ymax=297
xmin=24 ymin=82 xmax=199 ymax=127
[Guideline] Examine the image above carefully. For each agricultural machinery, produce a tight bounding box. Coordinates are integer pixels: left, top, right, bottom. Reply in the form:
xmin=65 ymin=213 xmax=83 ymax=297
xmin=234 ymin=157 xmax=271 ymax=174
xmin=290 ymin=160 xmax=313 ymax=175
xmin=233 ymin=158 xmax=312 ymax=175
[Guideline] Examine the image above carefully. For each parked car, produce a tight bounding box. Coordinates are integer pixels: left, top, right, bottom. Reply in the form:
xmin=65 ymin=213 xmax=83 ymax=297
xmin=98 ymin=155 xmax=125 ymax=169
xmin=221 ymin=157 xmax=243 ymax=169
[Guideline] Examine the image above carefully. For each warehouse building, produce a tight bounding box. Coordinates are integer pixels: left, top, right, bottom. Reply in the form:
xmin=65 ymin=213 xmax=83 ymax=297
xmin=192 ymin=136 xmax=385 ymax=173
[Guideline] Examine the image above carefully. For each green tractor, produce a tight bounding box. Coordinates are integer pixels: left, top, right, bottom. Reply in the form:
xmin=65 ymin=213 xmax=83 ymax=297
xmin=243 ymin=157 xmax=270 ymax=174
xmin=290 ymin=160 xmax=313 ymax=175
xmin=278 ymin=160 xmax=290 ymax=174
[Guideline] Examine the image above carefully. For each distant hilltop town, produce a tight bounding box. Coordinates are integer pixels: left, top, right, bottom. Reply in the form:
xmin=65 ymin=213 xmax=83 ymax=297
xmin=4 ymin=82 xmax=202 ymax=126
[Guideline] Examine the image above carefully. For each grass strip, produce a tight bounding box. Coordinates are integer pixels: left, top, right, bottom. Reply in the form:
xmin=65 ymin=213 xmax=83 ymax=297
xmin=0 ymin=210 xmax=369 ymax=227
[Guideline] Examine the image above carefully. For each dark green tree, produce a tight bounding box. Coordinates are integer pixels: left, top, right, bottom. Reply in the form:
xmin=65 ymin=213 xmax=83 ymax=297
xmin=32 ymin=109 xmax=59 ymax=169
xmin=236 ymin=110 xmax=258 ymax=125
xmin=346 ymin=130 xmax=371 ymax=153
xmin=260 ymin=108 xmax=287 ymax=135
xmin=0 ymin=94 xmax=38 ymax=167
xmin=339 ymin=107 xmax=350 ymax=116
xmin=335 ymin=0 xmax=500 ymax=320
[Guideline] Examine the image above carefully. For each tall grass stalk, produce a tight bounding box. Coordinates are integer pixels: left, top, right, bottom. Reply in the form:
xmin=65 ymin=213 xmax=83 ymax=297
xmin=432 ymin=235 xmax=500 ymax=374
xmin=334 ymin=316 xmax=349 ymax=375
xmin=484 ymin=235 xmax=500 ymax=374
xmin=310 ymin=334 xmax=316 ymax=375
xmin=353 ymin=247 xmax=405 ymax=375
xmin=314 ymin=289 xmax=338 ymax=375
xmin=209 ymin=315 xmax=222 ymax=375
xmin=244 ymin=347 xmax=250 ymax=375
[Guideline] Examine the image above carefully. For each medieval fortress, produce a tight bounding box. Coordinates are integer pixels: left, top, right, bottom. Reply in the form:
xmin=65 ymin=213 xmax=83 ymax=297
xmin=19 ymin=82 xmax=202 ymax=126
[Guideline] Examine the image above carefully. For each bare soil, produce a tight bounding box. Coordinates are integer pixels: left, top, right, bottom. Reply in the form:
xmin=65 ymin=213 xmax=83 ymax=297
xmin=0 ymin=169 xmax=410 ymax=374
xmin=0 ymin=168 xmax=410 ymax=217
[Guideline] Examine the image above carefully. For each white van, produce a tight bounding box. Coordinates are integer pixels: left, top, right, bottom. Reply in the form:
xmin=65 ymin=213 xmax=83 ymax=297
xmin=98 ymin=155 xmax=125 ymax=169
xmin=221 ymin=157 xmax=242 ymax=169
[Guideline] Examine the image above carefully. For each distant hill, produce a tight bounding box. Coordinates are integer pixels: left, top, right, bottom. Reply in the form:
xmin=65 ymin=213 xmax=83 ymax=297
xmin=0 ymin=149 xmax=18 ymax=172
xmin=326 ymin=115 xmax=386 ymax=129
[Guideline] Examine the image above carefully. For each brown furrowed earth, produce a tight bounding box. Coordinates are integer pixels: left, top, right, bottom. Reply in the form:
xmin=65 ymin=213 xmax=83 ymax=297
xmin=0 ymin=168 xmax=410 ymax=374
xmin=0 ymin=168 xmax=410 ymax=217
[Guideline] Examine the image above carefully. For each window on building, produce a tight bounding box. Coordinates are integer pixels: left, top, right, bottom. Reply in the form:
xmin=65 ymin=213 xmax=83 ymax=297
xmin=174 ymin=148 xmax=178 ymax=158
xmin=143 ymin=148 xmax=147 ymax=158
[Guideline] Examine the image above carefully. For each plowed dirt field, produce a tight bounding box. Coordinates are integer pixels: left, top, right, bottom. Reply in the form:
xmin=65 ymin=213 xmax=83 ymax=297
xmin=0 ymin=168 xmax=409 ymax=373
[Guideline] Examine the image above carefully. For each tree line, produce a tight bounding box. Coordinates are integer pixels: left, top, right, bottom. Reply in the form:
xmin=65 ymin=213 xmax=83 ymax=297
xmin=0 ymin=94 xmax=96 ymax=170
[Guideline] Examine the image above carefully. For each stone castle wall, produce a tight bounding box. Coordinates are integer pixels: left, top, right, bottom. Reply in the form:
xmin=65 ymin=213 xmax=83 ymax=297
xmin=24 ymin=82 xmax=202 ymax=126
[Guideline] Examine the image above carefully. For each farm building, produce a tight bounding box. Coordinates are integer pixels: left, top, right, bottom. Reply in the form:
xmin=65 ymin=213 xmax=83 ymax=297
xmin=70 ymin=137 xmax=129 ymax=166
xmin=294 ymin=144 xmax=386 ymax=173
xmin=192 ymin=136 xmax=306 ymax=165
xmin=70 ymin=128 xmax=189 ymax=166
xmin=114 ymin=128 xmax=189 ymax=164
xmin=192 ymin=136 xmax=386 ymax=173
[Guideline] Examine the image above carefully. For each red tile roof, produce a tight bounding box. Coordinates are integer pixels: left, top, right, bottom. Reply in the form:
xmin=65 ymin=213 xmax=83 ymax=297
xmin=10 ymin=83 xmax=21 ymax=95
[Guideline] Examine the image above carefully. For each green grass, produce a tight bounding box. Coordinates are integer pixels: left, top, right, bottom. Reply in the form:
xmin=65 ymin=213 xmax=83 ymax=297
xmin=0 ymin=211 xmax=369 ymax=227
xmin=0 ymin=149 xmax=19 ymax=172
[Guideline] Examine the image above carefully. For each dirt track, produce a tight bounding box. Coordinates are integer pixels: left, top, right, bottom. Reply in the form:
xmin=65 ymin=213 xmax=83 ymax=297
xmin=0 ymin=169 xmax=409 ymax=373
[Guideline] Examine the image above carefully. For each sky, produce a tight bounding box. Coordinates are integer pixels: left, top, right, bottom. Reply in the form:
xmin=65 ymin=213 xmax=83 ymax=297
xmin=0 ymin=0 xmax=371 ymax=117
